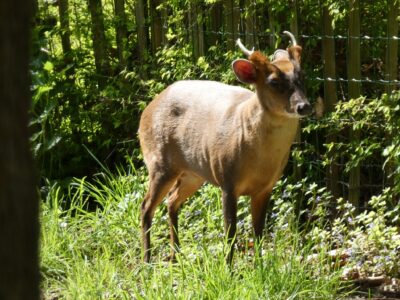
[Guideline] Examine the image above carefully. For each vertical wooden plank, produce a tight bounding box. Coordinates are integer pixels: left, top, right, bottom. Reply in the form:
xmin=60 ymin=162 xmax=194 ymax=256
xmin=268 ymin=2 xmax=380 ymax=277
xmin=233 ymin=0 xmax=240 ymax=40
xmin=209 ymin=2 xmax=223 ymax=46
xmin=384 ymin=0 xmax=399 ymax=187
xmin=347 ymin=0 xmax=361 ymax=208
xmin=150 ymin=0 xmax=164 ymax=52
xmin=191 ymin=2 xmax=199 ymax=58
xmin=385 ymin=0 xmax=399 ymax=94
xmin=190 ymin=1 xmax=205 ymax=59
xmin=114 ymin=0 xmax=127 ymax=69
xmin=135 ymin=0 xmax=147 ymax=64
xmin=224 ymin=0 xmax=236 ymax=49
xmin=322 ymin=5 xmax=340 ymax=198
xmin=198 ymin=6 xmax=205 ymax=57
xmin=88 ymin=0 xmax=110 ymax=86
xmin=189 ymin=2 xmax=198 ymax=59
xmin=289 ymin=0 xmax=302 ymax=182
xmin=289 ymin=0 xmax=298 ymax=37
xmin=58 ymin=0 xmax=72 ymax=57
xmin=268 ymin=2 xmax=276 ymax=49
xmin=244 ymin=0 xmax=255 ymax=48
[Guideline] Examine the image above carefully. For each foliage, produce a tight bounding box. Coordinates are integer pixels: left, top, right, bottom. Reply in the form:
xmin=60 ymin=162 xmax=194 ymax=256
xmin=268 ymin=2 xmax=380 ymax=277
xmin=41 ymin=164 xmax=350 ymax=299
xmin=34 ymin=0 xmax=400 ymax=297
xmin=270 ymin=179 xmax=400 ymax=279
xmin=31 ymin=0 xmax=398 ymax=181
xmin=303 ymin=91 xmax=400 ymax=196
xmin=40 ymin=160 xmax=400 ymax=298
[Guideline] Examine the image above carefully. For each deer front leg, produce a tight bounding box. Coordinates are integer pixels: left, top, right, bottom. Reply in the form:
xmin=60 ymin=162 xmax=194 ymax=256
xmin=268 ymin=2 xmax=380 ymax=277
xmin=250 ymin=192 xmax=271 ymax=258
xmin=251 ymin=192 xmax=271 ymax=239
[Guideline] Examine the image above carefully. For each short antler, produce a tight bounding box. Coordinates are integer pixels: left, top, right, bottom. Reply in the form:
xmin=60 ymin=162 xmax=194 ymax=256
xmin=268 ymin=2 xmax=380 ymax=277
xmin=236 ymin=39 xmax=254 ymax=57
xmin=283 ymin=31 xmax=297 ymax=46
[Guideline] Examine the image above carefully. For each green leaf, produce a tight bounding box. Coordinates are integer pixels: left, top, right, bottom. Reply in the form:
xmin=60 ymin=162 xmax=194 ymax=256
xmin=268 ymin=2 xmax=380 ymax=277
xmin=33 ymin=85 xmax=53 ymax=103
xmin=30 ymin=130 xmax=43 ymax=142
xmin=43 ymin=61 xmax=54 ymax=72
xmin=45 ymin=136 xmax=62 ymax=151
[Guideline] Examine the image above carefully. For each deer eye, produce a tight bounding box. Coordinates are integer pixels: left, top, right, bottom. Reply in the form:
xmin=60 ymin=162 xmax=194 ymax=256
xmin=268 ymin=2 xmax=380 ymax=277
xmin=268 ymin=78 xmax=280 ymax=87
xmin=267 ymin=77 xmax=285 ymax=91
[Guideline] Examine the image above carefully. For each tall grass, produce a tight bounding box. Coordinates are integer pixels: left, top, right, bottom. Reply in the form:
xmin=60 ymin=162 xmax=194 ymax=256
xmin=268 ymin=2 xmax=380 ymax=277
xmin=40 ymin=163 xmax=348 ymax=299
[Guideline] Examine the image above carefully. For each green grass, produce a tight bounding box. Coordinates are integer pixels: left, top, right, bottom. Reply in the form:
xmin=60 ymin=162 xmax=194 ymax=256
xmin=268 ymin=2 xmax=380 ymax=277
xmin=40 ymin=165 xmax=349 ymax=299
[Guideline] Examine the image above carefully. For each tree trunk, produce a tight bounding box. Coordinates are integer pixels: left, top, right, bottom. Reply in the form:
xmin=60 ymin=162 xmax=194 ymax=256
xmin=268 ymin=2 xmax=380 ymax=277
xmin=0 ymin=0 xmax=39 ymax=299
xmin=347 ymin=0 xmax=361 ymax=209
xmin=114 ymin=0 xmax=128 ymax=70
xmin=88 ymin=0 xmax=110 ymax=86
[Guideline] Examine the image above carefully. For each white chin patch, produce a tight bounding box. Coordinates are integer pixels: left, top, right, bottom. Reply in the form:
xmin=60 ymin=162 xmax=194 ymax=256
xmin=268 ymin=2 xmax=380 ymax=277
xmin=284 ymin=111 xmax=303 ymax=119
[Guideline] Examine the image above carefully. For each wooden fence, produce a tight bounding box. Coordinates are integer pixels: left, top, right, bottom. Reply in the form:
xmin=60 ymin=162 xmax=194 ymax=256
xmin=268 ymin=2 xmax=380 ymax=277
xmin=44 ymin=0 xmax=399 ymax=205
xmin=137 ymin=0 xmax=399 ymax=207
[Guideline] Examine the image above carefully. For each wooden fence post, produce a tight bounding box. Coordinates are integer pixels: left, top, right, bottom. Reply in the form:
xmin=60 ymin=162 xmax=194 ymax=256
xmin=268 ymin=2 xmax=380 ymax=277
xmin=385 ymin=0 xmax=399 ymax=94
xmin=289 ymin=0 xmax=298 ymax=38
xmin=322 ymin=5 xmax=339 ymax=198
xmin=209 ymin=2 xmax=223 ymax=46
xmin=58 ymin=0 xmax=72 ymax=61
xmin=384 ymin=0 xmax=399 ymax=189
xmin=135 ymin=0 xmax=147 ymax=77
xmin=190 ymin=1 xmax=205 ymax=59
xmin=114 ymin=0 xmax=127 ymax=69
xmin=268 ymin=2 xmax=276 ymax=49
xmin=150 ymin=0 xmax=165 ymax=52
xmin=224 ymin=0 xmax=238 ymax=49
xmin=88 ymin=0 xmax=110 ymax=87
xmin=244 ymin=0 xmax=255 ymax=48
xmin=347 ymin=0 xmax=361 ymax=209
xmin=289 ymin=0 xmax=302 ymax=182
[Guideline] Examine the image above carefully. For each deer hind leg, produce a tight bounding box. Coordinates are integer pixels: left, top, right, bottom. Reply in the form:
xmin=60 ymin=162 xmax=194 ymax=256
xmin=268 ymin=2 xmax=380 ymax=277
xmin=141 ymin=169 xmax=177 ymax=263
xmin=221 ymin=188 xmax=238 ymax=265
xmin=167 ymin=172 xmax=204 ymax=261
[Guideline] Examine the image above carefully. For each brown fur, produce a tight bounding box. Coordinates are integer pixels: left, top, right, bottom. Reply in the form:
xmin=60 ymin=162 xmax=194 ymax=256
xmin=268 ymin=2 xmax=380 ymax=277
xmin=249 ymin=51 xmax=277 ymax=85
xmin=139 ymin=41 xmax=309 ymax=264
xmin=288 ymin=45 xmax=302 ymax=64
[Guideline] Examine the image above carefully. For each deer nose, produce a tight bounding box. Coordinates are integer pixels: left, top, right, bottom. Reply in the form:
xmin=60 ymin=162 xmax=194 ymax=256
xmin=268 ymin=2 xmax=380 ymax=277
xmin=296 ymin=102 xmax=312 ymax=116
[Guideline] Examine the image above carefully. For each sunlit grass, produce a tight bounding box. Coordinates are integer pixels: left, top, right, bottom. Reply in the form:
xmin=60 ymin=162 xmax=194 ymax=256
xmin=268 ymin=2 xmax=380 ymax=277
xmin=40 ymin=164 xmax=348 ymax=299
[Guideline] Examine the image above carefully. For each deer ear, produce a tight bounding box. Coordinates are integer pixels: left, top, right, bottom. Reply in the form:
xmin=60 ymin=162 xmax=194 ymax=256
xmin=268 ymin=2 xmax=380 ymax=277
xmin=273 ymin=49 xmax=289 ymax=61
xmin=288 ymin=45 xmax=302 ymax=64
xmin=232 ymin=59 xmax=257 ymax=84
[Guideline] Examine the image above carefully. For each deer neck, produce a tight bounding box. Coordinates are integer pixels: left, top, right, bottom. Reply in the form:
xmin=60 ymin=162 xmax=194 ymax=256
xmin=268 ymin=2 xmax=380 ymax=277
xmin=239 ymin=95 xmax=299 ymax=139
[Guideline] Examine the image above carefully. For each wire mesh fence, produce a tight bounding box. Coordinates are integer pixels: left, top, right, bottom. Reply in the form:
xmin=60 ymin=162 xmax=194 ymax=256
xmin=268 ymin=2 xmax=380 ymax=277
xmin=150 ymin=0 xmax=400 ymax=208
xmin=38 ymin=0 xmax=399 ymax=208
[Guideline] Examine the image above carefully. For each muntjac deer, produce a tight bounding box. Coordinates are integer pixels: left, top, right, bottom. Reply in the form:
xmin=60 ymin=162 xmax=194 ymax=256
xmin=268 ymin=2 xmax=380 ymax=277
xmin=139 ymin=31 xmax=311 ymax=263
